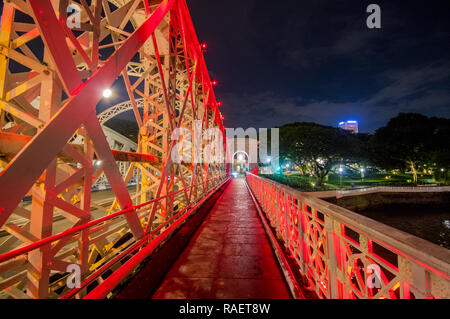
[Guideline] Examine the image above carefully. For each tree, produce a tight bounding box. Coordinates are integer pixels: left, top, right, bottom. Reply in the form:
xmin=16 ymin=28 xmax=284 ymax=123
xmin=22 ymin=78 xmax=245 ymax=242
xmin=430 ymin=117 xmax=450 ymax=182
xmin=278 ymin=122 xmax=363 ymax=186
xmin=371 ymin=113 xmax=435 ymax=184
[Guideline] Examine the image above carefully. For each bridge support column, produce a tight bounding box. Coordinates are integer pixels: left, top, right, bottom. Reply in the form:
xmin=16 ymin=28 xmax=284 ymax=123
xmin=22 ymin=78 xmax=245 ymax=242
xmin=27 ymin=161 xmax=56 ymax=298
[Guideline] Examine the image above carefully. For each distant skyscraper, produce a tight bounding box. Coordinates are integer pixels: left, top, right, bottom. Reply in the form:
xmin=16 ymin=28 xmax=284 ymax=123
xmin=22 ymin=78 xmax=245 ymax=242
xmin=339 ymin=121 xmax=359 ymax=134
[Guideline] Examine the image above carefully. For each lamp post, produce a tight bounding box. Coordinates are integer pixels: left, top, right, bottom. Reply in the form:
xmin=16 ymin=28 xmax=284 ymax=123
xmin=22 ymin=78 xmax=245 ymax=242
xmin=361 ymin=168 xmax=365 ymax=183
xmin=339 ymin=167 xmax=343 ymax=189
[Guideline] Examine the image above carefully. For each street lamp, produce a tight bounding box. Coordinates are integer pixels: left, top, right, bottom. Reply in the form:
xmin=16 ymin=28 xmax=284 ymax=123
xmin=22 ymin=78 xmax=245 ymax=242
xmin=360 ymin=168 xmax=365 ymax=183
xmin=103 ymin=88 xmax=112 ymax=98
xmin=339 ymin=167 xmax=343 ymax=189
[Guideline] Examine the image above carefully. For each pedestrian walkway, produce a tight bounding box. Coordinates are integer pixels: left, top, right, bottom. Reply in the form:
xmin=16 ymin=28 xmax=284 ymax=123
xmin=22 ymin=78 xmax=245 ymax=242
xmin=151 ymin=178 xmax=291 ymax=299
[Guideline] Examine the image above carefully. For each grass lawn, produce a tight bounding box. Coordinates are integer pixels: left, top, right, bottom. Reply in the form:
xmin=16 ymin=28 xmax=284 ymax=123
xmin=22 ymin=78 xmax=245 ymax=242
xmin=262 ymin=174 xmax=337 ymax=192
xmin=262 ymin=171 xmax=442 ymax=192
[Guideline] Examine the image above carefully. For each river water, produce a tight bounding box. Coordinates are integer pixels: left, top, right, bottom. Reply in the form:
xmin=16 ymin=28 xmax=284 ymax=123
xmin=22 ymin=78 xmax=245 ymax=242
xmin=357 ymin=206 xmax=450 ymax=249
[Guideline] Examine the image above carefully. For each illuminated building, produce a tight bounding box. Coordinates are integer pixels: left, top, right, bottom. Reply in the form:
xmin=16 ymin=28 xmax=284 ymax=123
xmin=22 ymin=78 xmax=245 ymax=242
xmin=338 ymin=120 xmax=359 ymax=134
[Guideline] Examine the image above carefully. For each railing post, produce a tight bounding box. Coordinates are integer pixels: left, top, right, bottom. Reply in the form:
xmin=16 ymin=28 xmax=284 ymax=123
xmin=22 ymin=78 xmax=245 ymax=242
xmin=296 ymin=200 xmax=305 ymax=274
xmin=284 ymin=192 xmax=290 ymax=249
xmin=411 ymin=262 xmax=433 ymax=299
xmin=325 ymin=216 xmax=339 ymax=299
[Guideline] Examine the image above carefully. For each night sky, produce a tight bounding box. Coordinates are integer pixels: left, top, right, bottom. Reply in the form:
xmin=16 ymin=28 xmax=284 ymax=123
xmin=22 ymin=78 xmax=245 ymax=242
xmin=1 ymin=1 xmax=448 ymax=133
xmin=188 ymin=0 xmax=450 ymax=133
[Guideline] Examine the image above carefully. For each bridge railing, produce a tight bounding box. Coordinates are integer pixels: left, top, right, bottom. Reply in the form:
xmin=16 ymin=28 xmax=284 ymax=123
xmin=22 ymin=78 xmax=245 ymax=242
xmin=0 ymin=174 xmax=228 ymax=299
xmin=246 ymin=173 xmax=450 ymax=299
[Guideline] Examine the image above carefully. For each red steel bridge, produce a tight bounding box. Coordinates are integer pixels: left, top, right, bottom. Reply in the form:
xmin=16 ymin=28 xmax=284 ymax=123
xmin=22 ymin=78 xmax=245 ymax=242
xmin=0 ymin=0 xmax=449 ymax=299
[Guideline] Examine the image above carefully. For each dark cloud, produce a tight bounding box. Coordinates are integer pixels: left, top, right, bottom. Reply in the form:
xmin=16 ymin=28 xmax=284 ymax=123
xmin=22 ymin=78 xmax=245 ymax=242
xmin=221 ymin=62 xmax=450 ymax=132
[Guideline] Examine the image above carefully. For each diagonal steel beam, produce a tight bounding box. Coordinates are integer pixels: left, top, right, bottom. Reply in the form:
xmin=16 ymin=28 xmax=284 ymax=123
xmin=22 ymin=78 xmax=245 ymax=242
xmin=28 ymin=0 xmax=82 ymax=94
xmin=83 ymin=113 xmax=143 ymax=238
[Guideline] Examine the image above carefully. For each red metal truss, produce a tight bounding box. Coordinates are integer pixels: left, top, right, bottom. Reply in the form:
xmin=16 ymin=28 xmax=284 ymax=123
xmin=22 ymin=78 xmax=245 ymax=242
xmin=0 ymin=0 xmax=227 ymax=299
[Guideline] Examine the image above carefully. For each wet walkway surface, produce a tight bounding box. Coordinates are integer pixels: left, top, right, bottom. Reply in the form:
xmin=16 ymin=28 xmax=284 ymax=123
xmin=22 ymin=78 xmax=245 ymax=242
xmin=151 ymin=178 xmax=291 ymax=299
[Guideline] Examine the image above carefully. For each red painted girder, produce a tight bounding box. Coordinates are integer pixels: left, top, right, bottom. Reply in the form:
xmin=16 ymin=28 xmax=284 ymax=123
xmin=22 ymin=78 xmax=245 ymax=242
xmin=0 ymin=132 xmax=158 ymax=163
xmin=111 ymin=150 xmax=159 ymax=164
xmin=28 ymin=0 xmax=82 ymax=94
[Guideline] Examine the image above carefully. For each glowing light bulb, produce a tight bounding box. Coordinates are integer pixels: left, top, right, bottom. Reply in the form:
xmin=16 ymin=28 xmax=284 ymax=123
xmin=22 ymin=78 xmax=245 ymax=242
xmin=103 ymin=89 xmax=112 ymax=98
